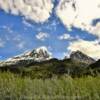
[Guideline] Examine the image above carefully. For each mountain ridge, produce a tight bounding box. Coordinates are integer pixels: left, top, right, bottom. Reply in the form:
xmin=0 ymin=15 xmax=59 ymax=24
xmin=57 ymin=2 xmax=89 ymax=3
xmin=0 ymin=47 xmax=96 ymax=68
xmin=0 ymin=48 xmax=99 ymax=78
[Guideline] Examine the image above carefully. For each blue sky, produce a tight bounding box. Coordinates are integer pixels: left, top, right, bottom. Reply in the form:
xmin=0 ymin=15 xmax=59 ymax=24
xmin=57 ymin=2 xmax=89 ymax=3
xmin=0 ymin=0 xmax=100 ymax=60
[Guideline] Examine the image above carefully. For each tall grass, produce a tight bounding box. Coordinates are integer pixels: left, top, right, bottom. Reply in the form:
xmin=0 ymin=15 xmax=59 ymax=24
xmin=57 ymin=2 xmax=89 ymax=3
xmin=0 ymin=72 xmax=100 ymax=100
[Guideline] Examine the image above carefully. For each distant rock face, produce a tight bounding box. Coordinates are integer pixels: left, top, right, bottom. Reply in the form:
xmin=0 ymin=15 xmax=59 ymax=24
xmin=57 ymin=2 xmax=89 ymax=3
xmin=70 ymin=50 xmax=95 ymax=64
xmin=0 ymin=46 xmax=52 ymax=67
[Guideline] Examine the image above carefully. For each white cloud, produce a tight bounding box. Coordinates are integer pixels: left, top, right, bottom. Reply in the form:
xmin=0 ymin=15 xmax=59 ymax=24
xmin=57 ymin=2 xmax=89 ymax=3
xmin=13 ymin=34 xmax=22 ymax=42
xmin=63 ymin=51 xmax=70 ymax=59
xmin=0 ymin=0 xmax=53 ymax=23
xmin=17 ymin=41 xmax=25 ymax=49
xmin=2 ymin=25 xmax=13 ymax=33
xmin=22 ymin=18 xmax=33 ymax=28
xmin=36 ymin=32 xmax=49 ymax=41
xmin=68 ymin=39 xmax=100 ymax=59
xmin=11 ymin=34 xmax=26 ymax=49
xmin=0 ymin=39 xmax=5 ymax=47
xmin=58 ymin=33 xmax=72 ymax=40
xmin=56 ymin=0 xmax=100 ymax=37
xmin=91 ymin=22 xmax=100 ymax=38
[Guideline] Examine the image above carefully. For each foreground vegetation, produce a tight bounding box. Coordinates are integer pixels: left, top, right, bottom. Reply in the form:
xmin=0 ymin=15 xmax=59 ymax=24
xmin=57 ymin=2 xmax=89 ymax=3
xmin=0 ymin=59 xmax=100 ymax=99
xmin=0 ymin=72 xmax=100 ymax=100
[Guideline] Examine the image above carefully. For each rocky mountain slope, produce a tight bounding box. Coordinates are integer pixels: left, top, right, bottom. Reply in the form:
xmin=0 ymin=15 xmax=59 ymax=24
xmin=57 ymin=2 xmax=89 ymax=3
xmin=70 ymin=50 xmax=95 ymax=64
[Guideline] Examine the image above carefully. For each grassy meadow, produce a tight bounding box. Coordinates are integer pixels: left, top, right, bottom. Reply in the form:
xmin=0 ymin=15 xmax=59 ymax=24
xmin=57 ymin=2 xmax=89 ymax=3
xmin=0 ymin=72 xmax=100 ymax=100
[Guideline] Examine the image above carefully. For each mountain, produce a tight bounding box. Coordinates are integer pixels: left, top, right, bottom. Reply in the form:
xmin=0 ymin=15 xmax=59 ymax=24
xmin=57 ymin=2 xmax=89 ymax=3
xmin=0 ymin=46 xmax=52 ymax=67
xmin=89 ymin=59 xmax=100 ymax=69
xmin=0 ymin=49 xmax=98 ymax=78
xmin=29 ymin=46 xmax=52 ymax=61
xmin=0 ymin=57 xmax=89 ymax=78
xmin=69 ymin=50 xmax=95 ymax=64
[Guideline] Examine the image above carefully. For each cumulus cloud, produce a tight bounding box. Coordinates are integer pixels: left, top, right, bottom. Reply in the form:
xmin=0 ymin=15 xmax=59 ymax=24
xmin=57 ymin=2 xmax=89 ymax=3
xmin=68 ymin=39 xmax=100 ymax=59
xmin=36 ymin=32 xmax=49 ymax=41
xmin=56 ymin=0 xmax=100 ymax=37
xmin=58 ymin=33 xmax=72 ymax=40
xmin=91 ymin=22 xmax=100 ymax=38
xmin=0 ymin=0 xmax=53 ymax=23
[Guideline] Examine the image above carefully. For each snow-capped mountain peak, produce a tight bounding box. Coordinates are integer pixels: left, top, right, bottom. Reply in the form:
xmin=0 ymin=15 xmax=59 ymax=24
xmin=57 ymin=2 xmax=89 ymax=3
xmin=6 ymin=46 xmax=52 ymax=62
xmin=29 ymin=46 xmax=52 ymax=61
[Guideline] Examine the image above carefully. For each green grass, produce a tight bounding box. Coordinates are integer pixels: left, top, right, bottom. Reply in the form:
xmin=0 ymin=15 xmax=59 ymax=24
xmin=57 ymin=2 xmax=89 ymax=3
xmin=0 ymin=72 xmax=100 ymax=100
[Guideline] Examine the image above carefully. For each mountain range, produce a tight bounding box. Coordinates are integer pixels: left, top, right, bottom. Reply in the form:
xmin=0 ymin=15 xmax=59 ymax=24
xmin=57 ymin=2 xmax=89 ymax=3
xmin=0 ymin=47 xmax=100 ymax=78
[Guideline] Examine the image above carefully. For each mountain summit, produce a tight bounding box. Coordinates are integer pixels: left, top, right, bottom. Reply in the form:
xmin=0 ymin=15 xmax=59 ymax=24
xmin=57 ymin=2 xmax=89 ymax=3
xmin=70 ymin=50 xmax=95 ymax=64
xmin=0 ymin=47 xmax=52 ymax=67
xmin=7 ymin=46 xmax=52 ymax=62
xmin=29 ymin=46 xmax=52 ymax=61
